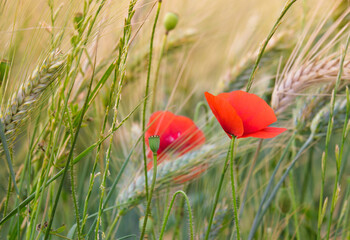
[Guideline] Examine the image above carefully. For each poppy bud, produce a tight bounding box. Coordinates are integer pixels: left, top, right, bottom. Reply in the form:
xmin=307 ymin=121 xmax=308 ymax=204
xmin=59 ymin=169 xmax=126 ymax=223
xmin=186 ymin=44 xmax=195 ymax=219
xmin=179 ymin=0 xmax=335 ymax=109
xmin=276 ymin=188 xmax=291 ymax=214
xmin=73 ymin=12 xmax=84 ymax=31
xmin=139 ymin=216 xmax=154 ymax=233
xmin=148 ymin=135 xmax=160 ymax=154
xmin=163 ymin=12 xmax=178 ymax=32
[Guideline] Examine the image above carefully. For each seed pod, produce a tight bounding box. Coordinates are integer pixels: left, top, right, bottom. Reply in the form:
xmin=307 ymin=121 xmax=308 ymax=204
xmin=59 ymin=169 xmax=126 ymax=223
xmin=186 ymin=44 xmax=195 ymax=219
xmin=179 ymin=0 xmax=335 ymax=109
xmin=148 ymin=135 xmax=160 ymax=154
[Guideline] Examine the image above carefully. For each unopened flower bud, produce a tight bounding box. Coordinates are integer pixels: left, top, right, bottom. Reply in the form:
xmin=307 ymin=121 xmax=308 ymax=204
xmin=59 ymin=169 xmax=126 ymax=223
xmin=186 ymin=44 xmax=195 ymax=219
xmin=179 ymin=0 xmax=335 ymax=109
xmin=148 ymin=135 xmax=160 ymax=154
xmin=163 ymin=12 xmax=178 ymax=32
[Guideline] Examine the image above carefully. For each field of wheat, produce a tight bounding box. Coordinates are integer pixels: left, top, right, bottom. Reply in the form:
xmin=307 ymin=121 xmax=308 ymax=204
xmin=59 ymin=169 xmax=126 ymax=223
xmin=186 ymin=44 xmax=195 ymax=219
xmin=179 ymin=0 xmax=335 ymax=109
xmin=0 ymin=0 xmax=350 ymax=239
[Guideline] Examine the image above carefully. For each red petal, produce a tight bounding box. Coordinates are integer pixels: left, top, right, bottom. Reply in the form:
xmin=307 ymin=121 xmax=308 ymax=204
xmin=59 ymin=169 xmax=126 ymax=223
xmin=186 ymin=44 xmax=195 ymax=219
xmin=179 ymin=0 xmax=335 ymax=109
xmin=219 ymin=91 xmax=277 ymax=134
xmin=170 ymin=122 xmax=205 ymax=155
xmin=145 ymin=111 xmax=176 ymax=156
xmin=145 ymin=111 xmax=205 ymax=170
xmin=173 ymin=164 xmax=207 ymax=183
xmin=238 ymin=127 xmax=287 ymax=139
xmin=205 ymin=92 xmax=243 ymax=137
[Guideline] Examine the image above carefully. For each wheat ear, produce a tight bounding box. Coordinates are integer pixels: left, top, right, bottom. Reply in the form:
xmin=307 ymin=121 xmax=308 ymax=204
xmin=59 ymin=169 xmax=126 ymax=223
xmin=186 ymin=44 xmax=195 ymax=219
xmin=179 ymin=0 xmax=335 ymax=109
xmin=0 ymin=49 xmax=65 ymax=143
xmin=215 ymin=31 xmax=292 ymax=93
xmin=272 ymin=57 xmax=350 ymax=114
xmin=310 ymin=97 xmax=348 ymax=134
xmin=116 ymin=144 xmax=219 ymax=213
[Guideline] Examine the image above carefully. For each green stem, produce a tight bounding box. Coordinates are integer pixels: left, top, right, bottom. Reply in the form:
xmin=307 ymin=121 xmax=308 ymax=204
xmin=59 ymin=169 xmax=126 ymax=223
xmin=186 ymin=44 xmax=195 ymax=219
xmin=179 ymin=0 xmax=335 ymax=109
xmin=229 ymin=137 xmax=240 ymax=239
xmin=70 ymin=145 xmax=82 ymax=239
xmin=42 ymin=2 xmax=107 ymax=238
xmin=247 ymin=133 xmax=296 ymax=240
xmin=341 ymin=183 xmax=350 ymax=240
xmin=339 ymin=87 xmax=350 ymax=180
xmin=0 ymin=103 xmax=140 ymax=227
xmin=3 ymin=175 xmax=11 ymax=216
xmin=85 ymin=132 xmax=144 ymax=237
xmin=318 ymin=33 xmax=350 ymax=240
xmin=325 ymin=169 xmax=339 ymax=240
xmin=105 ymin=213 xmax=121 ymax=239
xmin=300 ymin=147 xmax=314 ymax=203
xmin=150 ymin=33 xmax=168 ymax=113
xmin=95 ymin=47 xmax=124 ymax=239
xmin=288 ymin=171 xmax=301 ymax=240
xmin=245 ymin=0 xmax=296 ymax=92
xmin=140 ymin=153 xmax=158 ymax=240
xmin=142 ymin=0 xmax=162 ymax=202
xmin=204 ymin=141 xmax=232 ymax=240
xmin=159 ymin=190 xmax=193 ymax=240
xmin=239 ymin=139 xmax=263 ymax=217
xmin=81 ymin=66 xmax=118 ymax=234
xmin=172 ymin=185 xmax=188 ymax=240
xmin=43 ymin=51 xmax=99 ymax=240
xmin=248 ymin=134 xmax=313 ymax=240
xmin=326 ymin=89 xmax=350 ymax=240
xmin=194 ymin=102 xmax=209 ymax=123
xmin=0 ymin=121 xmax=19 ymax=196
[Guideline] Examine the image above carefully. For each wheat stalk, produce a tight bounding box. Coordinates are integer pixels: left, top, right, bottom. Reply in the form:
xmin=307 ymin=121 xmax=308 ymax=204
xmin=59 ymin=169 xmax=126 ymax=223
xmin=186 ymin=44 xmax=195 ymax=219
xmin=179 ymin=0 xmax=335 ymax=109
xmin=310 ymin=97 xmax=348 ymax=134
xmin=200 ymin=203 xmax=231 ymax=239
xmin=126 ymin=29 xmax=198 ymax=81
xmin=0 ymin=49 xmax=65 ymax=144
xmin=116 ymin=144 xmax=221 ymax=213
xmin=215 ymin=31 xmax=293 ymax=93
xmin=272 ymin=57 xmax=350 ymax=114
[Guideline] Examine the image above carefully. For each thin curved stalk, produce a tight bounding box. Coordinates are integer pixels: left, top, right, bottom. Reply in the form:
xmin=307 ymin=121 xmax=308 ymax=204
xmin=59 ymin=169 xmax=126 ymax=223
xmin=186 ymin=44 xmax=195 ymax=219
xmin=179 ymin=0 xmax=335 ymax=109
xmin=246 ymin=0 xmax=296 ymax=92
xmin=159 ymin=190 xmax=194 ymax=240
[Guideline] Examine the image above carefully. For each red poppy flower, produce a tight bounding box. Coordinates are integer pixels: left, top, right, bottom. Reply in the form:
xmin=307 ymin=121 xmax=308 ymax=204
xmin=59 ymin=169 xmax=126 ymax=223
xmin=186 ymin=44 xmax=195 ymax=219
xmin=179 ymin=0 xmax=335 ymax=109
xmin=145 ymin=111 xmax=205 ymax=169
xmin=204 ymin=90 xmax=286 ymax=139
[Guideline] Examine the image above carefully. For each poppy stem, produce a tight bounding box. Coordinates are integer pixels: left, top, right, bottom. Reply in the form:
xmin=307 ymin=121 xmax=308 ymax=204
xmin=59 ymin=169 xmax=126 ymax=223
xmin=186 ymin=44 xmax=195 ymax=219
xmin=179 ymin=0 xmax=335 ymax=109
xmin=140 ymin=153 xmax=158 ymax=240
xmin=150 ymin=32 xmax=168 ymax=113
xmin=159 ymin=190 xmax=194 ymax=240
xmin=142 ymin=0 xmax=162 ymax=202
xmin=204 ymin=139 xmax=233 ymax=240
xmin=229 ymin=136 xmax=240 ymax=240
